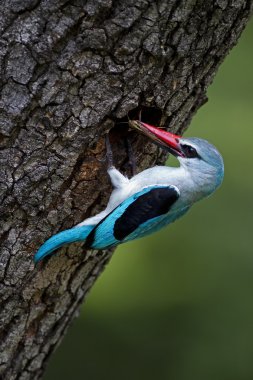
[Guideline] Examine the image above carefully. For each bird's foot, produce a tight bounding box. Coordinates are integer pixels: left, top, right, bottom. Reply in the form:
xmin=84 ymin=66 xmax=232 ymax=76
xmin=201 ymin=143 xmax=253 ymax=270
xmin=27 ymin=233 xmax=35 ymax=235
xmin=105 ymin=133 xmax=114 ymax=169
xmin=124 ymin=137 xmax=137 ymax=177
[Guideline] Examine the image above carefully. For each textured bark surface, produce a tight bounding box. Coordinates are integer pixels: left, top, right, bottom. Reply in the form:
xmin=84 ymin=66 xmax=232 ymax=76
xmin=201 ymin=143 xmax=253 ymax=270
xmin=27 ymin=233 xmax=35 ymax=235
xmin=0 ymin=0 xmax=252 ymax=378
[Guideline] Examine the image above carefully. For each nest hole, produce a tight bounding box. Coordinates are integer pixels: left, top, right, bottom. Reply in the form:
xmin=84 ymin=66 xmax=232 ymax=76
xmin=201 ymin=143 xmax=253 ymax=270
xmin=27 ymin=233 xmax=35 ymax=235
xmin=110 ymin=106 xmax=163 ymax=140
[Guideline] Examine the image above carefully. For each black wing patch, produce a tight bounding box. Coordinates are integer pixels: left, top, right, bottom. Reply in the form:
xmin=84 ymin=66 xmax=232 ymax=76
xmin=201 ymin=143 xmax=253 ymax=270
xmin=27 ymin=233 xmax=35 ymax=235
xmin=113 ymin=186 xmax=179 ymax=240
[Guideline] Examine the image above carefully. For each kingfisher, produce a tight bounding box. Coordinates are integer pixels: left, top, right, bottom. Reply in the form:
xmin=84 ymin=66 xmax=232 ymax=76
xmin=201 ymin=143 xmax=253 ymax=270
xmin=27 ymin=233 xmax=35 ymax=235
xmin=34 ymin=120 xmax=224 ymax=263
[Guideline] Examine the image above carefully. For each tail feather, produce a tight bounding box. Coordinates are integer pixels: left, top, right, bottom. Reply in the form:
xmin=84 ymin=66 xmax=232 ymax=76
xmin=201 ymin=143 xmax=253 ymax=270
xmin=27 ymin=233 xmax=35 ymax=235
xmin=34 ymin=225 xmax=94 ymax=264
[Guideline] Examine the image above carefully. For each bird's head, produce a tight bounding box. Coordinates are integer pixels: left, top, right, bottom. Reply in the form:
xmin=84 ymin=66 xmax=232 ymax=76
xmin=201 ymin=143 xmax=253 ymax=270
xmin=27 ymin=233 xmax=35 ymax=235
xmin=130 ymin=120 xmax=224 ymax=191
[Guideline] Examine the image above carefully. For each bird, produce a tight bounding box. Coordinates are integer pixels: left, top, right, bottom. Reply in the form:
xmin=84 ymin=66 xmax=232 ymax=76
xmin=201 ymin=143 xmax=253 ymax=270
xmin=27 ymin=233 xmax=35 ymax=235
xmin=34 ymin=120 xmax=224 ymax=264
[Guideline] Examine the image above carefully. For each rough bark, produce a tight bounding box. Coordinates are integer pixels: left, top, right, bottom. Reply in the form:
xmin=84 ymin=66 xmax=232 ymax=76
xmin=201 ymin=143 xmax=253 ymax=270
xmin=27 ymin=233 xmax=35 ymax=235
xmin=0 ymin=0 xmax=252 ymax=378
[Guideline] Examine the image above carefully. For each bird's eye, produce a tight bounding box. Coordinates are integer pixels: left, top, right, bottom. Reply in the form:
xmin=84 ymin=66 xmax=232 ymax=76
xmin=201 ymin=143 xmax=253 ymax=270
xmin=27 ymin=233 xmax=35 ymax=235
xmin=181 ymin=144 xmax=200 ymax=158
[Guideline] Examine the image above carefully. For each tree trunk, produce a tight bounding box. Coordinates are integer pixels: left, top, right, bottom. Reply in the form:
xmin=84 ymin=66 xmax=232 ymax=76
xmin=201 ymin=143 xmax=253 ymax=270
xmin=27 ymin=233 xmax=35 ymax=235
xmin=0 ymin=0 xmax=252 ymax=378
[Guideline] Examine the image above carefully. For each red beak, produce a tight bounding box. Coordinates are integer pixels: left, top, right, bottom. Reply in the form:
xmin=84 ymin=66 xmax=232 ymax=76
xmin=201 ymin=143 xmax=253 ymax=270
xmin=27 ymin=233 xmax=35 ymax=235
xmin=129 ymin=120 xmax=184 ymax=157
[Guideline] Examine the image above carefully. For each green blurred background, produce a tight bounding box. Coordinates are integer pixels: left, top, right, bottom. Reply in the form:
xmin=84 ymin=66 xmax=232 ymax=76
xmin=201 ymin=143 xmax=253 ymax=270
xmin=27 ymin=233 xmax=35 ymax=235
xmin=46 ymin=21 xmax=253 ymax=380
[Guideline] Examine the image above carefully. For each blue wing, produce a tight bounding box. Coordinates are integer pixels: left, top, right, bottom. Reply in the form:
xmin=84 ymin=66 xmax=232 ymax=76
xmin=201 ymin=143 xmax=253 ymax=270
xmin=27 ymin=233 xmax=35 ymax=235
xmin=34 ymin=185 xmax=186 ymax=263
xmin=34 ymin=224 xmax=94 ymax=264
xmin=85 ymin=185 xmax=182 ymax=250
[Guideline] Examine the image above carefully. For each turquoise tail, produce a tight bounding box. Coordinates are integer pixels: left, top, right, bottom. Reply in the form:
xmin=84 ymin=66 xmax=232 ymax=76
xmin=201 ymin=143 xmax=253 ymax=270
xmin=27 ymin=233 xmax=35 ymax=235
xmin=34 ymin=225 xmax=94 ymax=264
